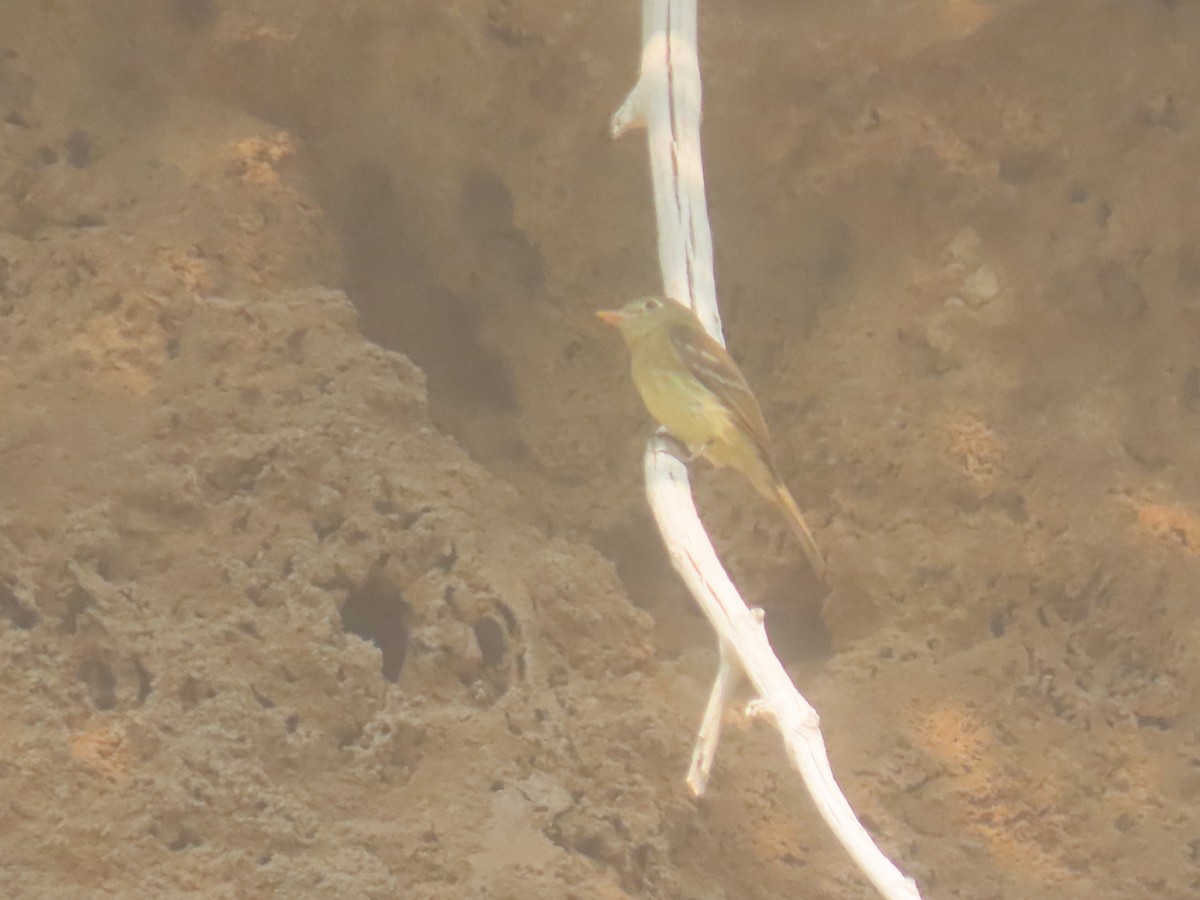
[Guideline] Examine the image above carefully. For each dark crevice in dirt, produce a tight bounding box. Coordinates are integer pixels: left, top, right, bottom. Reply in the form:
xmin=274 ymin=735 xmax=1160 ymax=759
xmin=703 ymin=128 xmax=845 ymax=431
xmin=340 ymin=572 xmax=412 ymax=683
xmin=77 ymin=658 xmax=118 ymax=710
xmin=334 ymin=162 xmax=517 ymax=414
xmin=471 ymin=616 xmax=506 ymax=667
xmin=0 ymin=581 xmax=39 ymax=629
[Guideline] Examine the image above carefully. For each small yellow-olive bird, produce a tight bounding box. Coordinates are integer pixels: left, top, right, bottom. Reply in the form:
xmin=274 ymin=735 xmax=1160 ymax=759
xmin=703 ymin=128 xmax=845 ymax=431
xmin=597 ymin=295 xmax=826 ymax=578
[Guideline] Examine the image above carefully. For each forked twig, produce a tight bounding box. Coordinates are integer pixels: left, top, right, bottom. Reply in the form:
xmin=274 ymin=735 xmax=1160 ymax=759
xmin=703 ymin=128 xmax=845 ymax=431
xmin=613 ymin=3 xmax=921 ymax=897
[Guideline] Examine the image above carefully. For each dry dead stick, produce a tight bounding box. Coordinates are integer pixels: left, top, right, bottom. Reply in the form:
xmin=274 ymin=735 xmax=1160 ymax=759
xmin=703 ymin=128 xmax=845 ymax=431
xmin=612 ymin=2 xmax=921 ymax=897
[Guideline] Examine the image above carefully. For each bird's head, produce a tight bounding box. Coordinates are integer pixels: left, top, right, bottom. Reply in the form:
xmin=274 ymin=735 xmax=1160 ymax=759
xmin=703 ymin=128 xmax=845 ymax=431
xmin=596 ymin=295 xmax=683 ymax=343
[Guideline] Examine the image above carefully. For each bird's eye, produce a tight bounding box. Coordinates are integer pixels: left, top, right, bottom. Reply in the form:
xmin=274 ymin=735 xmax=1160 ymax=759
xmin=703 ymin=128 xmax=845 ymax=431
xmin=643 ymin=298 xmax=658 ymax=310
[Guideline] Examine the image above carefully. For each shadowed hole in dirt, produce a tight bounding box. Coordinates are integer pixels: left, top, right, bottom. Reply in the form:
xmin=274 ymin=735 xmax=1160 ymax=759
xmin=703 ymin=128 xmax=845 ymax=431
xmin=179 ymin=675 xmax=215 ymax=708
xmin=167 ymin=828 xmax=203 ymax=852
xmin=340 ymin=572 xmax=411 ymax=682
xmin=78 ymin=658 xmax=117 ymax=710
xmin=763 ymin=601 xmax=834 ymax=664
xmin=206 ymin=453 xmax=269 ymax=496
xmin=133 ymin=662 xmax=152 ymax=705
xmin=135 ymin=660 xmax=153 ymax=704
xmin=0 ymin=581 xmax=39 ymax=629
xmin=471 ymin=616 xmax=506 ymax=667
xmin=545 ymin=810 xmax=657 ymax=892
xmin=459 ymin=168 xmax=545 ymax=300
xmin=61 ymin=585 xmax=92 ymax=634
xmin=64 ymin=129 xmax=92 ymax=168
xmin=334 ymin=163 xmax=517 ymax=413
xmin=495 ymin=601 xmax=519 ymax=635
xmin=1137 ymin=715 xmax=1171 ymax=731
xmin=593 ymin=515 xmax=692 ymax=615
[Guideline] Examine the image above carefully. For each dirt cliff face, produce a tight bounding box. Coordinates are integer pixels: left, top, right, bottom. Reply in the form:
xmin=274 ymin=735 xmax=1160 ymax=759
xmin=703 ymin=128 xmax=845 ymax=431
xmin=3 ymin=1 xmax=1200 ymax=897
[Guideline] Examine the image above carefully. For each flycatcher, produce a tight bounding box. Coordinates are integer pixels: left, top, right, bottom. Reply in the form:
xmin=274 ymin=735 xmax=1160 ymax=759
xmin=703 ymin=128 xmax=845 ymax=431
xmin=597 ymin=295 xmax=825 ymax=578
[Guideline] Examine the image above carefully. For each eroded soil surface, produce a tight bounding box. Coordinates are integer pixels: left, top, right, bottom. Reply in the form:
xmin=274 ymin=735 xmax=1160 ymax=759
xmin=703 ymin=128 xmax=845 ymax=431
xmin=3 ymin=2 xmax=1200 ymax=897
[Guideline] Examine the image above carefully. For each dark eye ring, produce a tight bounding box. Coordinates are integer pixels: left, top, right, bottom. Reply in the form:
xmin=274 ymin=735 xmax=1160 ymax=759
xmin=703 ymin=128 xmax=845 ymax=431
xmin=644 ymin=298 xmax=658 ymax=310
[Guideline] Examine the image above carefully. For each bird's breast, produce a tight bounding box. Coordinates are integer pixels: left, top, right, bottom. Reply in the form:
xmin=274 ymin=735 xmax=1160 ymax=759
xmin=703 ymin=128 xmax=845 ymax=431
xmin=631 ymin=356 xmax=734 ymax=451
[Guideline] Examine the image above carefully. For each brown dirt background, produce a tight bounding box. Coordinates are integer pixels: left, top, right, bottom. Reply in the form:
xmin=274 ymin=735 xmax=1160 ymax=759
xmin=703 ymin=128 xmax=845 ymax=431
xmin=3 ymin=1 xmax=1200 ymax=897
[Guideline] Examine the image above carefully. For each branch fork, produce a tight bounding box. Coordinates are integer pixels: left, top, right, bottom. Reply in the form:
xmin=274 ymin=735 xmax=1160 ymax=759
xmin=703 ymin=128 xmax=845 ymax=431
xmin=612 ymin=3 xmax=921 ymax=898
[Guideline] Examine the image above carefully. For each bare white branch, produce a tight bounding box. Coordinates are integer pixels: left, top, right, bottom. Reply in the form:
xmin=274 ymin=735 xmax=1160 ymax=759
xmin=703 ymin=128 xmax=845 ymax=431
xmin=611 ymin=0 xmax=721 ymax=339
xmin=615 ymin=3 xmax=922 ymax=898
xmin=685 ymin=640 xmax=739 ymax=795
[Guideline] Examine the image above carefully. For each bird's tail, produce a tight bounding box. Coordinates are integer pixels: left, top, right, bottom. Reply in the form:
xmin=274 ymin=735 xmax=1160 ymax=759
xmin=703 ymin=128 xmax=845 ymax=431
xmin=772 ymin=480 xmax=826 ymax=579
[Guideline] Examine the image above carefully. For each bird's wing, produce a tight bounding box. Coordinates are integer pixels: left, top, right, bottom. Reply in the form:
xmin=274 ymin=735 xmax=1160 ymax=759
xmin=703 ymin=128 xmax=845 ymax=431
xmin=667 ymin=321 xmax=774 ymax=459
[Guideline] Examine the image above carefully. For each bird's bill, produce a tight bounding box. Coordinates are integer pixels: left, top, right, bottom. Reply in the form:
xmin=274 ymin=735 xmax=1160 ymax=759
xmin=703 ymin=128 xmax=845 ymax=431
xmin=595 ymin=309 xmax=628 ymax=326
